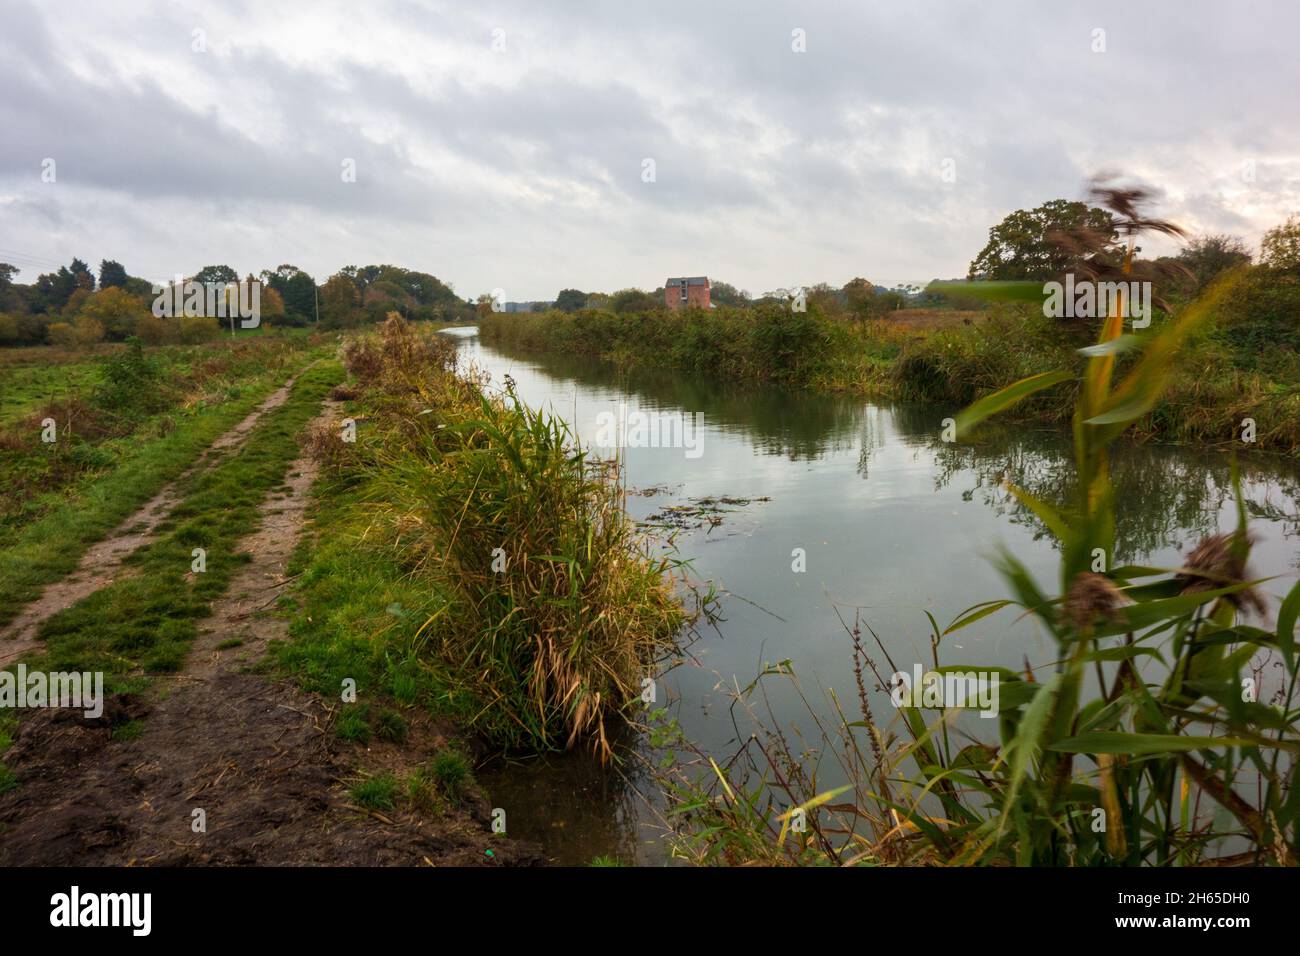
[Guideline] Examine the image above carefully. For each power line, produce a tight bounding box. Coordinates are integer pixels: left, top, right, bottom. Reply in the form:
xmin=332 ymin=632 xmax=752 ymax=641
xmin=0 ymin=247 xmax=72 ymax=273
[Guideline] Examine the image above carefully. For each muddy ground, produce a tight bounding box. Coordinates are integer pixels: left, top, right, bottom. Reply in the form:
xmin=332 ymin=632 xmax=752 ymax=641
xmin=0 ymin=394 xmax=543 ymax=867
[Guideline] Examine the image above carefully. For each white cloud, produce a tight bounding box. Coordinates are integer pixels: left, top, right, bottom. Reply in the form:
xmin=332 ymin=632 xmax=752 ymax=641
xmin=2 ymin=0 xmax=1297 ymax=297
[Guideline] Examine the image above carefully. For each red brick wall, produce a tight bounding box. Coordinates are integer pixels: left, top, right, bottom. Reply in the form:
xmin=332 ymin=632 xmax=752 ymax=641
xmin=665 ymin=282 xmax=710 ymax=310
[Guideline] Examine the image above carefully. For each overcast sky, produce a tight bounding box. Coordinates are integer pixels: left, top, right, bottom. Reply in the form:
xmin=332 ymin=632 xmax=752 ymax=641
xmin=1 ymin=0 xmax=1297 ymax=300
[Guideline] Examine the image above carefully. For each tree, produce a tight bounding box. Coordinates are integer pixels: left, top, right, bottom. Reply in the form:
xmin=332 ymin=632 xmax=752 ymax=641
xmin=1172 ymin=234 xmax=1251 ymax=288
xmin=193 ymin=264 xmax=239 ymax=287
xmin=79 ymin=286 xmax=149 ymax=341
xmin=70 ymin=258 xmax=95 ymax=291
xmin=842 ymin=277 xmax=877 ymax=321
xmin=261 ymin=264 xmax=303 ymax=285
xmin=968 ymin=199 xmax=1116 ymax=280
xmin=321 ymin=273 xmax=360 ymax=328
xmin=555 ymin=288 xmax=586 ymax=312
xmin=261 ymin=265 xmax=317 ymax=321
xmin=62 ymin=288 xmax=91 ymax=316
xmin=0 ymin=263 xmax=18 ymax=288
xmin=365 ymin=280 xmax=412 ymax=311
xmin=258 ymin=284 xmax=286 ymax=325
xmin=805 ymin=282 xmax=844 ymax=317
xmin=34 ymin=259 xmax=96 ymax=312
xmin=708 ymin=280 xmax=750 ymax=306
xmin=609 ymin=288 xmax=658 ymax=313
xmin=99 ymin=259 xmax=128 ymax=289
xmin=71 ymin=313 xmax=105 ymax=346
xmin=1260 ymin=214 xmax=1300 ymax=271
xmin=47 ymin=322 xmax=77 ymax=347
xmin=133 ymin=313 xmax=173 ymax=345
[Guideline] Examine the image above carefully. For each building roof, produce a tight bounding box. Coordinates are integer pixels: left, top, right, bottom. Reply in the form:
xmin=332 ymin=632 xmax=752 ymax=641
xmin=665 ymin=276 xmax=709 ymax=287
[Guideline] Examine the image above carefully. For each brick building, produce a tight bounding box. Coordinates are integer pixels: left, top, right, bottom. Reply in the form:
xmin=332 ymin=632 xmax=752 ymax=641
xmin=664 ymin=276 xmax=710 ymax=310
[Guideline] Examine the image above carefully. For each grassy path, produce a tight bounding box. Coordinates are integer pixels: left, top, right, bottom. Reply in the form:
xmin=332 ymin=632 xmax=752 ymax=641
xmin=0 ymin=363 xmax=537 ymax=865
xmin=0 ymin=352 xmax=326 ymax=633
xmin=0 ymin=371 xmax=310 ymax=664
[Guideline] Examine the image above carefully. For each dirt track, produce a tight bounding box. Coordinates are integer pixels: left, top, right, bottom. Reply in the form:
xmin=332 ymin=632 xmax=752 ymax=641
xmin=0 ymin=396 xmax=542 ymax=866
xmin=0 ymin=374 xmax=302 ymax=668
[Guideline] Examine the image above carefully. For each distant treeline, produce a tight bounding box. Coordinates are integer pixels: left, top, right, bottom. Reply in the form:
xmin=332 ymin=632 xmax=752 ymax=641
xmin=0 ymin=259 xmax=475 ymax=347
xmin=479 ymin=251 xmax=1300 ymax=453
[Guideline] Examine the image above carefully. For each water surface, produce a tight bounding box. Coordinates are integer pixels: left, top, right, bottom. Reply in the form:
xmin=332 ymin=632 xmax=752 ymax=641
xmin=442 ymin=328 xmax=1300 ymax=865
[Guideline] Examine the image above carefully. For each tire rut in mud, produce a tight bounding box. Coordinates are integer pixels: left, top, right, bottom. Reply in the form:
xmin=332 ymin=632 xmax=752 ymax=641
xmin=0 ymin=397 xmax=542 ymax=866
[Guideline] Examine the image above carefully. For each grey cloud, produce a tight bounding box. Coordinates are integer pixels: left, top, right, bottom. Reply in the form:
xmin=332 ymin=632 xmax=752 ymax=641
xmin=1 ymin=0 xmax=1297 ymax=297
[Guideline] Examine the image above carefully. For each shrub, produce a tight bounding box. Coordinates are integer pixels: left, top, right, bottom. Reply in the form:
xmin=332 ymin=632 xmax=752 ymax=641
xmin=179 ymin=315 xmax=221 ymax=344
xmin=0 ymin=313 xmax=18 ymax=345
xmin=46 ymin=322 xmax=76 ymax=347
xmin=94 ymin=338 xmax=169 ymax=416
xmin=72 ymin=314 xmax=105 ymax=346
xmin=132 ymin=313 xmax=175 ymax=345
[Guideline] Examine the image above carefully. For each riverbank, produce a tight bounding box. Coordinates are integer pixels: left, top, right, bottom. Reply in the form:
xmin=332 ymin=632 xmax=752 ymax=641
xmin=261 ymin=317 xmax=689 ymax=861
xmin=476 ymin=283 xmax=1300 ymax=455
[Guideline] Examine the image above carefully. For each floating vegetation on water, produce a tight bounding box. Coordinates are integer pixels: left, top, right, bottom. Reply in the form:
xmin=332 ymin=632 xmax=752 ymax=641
xmin=640 ymin=495 xmax=771 ymax=531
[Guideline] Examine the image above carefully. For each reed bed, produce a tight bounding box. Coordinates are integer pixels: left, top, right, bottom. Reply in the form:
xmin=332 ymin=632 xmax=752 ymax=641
xmin=325 ymin=316 xmax=687 ymax=759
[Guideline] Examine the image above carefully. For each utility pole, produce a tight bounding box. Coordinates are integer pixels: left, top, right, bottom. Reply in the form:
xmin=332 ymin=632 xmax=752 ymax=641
xmin=315 ymin=285 xmax=320 ymax=325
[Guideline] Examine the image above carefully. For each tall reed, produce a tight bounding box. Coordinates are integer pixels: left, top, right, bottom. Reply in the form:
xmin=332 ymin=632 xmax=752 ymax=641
xmin=331 ymin=316 xmax=688 ymax=760
xmin=656 ymin=186 xmax=1300 ymax=865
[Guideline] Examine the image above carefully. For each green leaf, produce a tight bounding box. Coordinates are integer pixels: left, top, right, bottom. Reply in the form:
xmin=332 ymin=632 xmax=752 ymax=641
xmin=944 ymin=600 xmax=1015 ymax=635
xmin=999 ymin=672 xmax=1060 ymax=823
xmin=955 ymin=370 xmax=1073 ymax=438
xmin=1004 ymin=483 xmax=1074 ymax=545
xmin=1277 ymin=577 xmax=1300 ymax=671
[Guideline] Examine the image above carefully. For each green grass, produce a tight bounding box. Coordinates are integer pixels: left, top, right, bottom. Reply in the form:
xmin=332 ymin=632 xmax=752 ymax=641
xmin=375 ymin=708 xmax=409 ymax=743
xmin=406 ymin=749 xmax=476 ymax=812
xmin=20 ymin=361 xmax=343 ymax=689
xmin=334 ymin=706 xmax=373 ymax=743
xmin=109 ymin=719 xmax=146 ymax=742
xmin=350 ymin=773 xmax=398 ymax=811
xmin=429 ymin=748 xmax=472 ymax=796
xmin=0 ymin=713 xmax=17 ymax=794
xmin=0 ymin=336 xmax=322 ymax=537
xmin=273 ymin=316 xmax=687 ymax=760
xmin=0 ymin=344 xmax=330 ymax=627
xmin=0 ymin=359 xmax=98 ymax=427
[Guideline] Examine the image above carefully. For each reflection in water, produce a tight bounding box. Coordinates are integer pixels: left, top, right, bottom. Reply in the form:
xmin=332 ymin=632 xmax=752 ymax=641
xmin=930 ymin=438 xmax=1300 ymax=562
xmin=475 ymin=334 xmax=1300 ymax=564
xmin=486 ymin=346 xmax=869 ymax=462
xmin=448 ymin=329 xmax=1300 ymax=864
xmin=480 ymin=749 xmax=659 ymax=866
